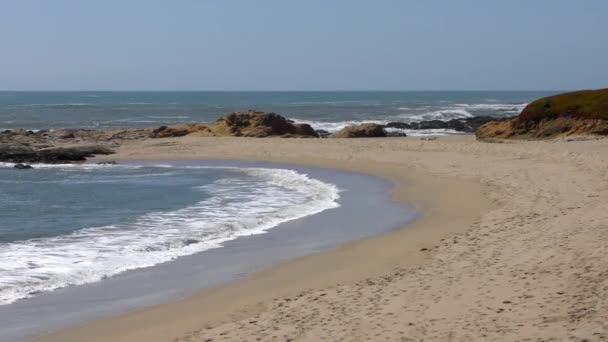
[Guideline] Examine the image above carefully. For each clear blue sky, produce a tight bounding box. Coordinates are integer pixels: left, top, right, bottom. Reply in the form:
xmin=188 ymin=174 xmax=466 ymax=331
xmin=1 ymin=0 xmax=607 ymax=91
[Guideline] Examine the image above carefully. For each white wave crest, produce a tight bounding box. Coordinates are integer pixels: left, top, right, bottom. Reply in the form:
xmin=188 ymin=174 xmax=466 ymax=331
xmin=384 ymin=127 xmax=464 ymax=136
xmin=148 ymin=115 xmax=191 ymax=119
xmin=291 ymin=101 xmax=526 ymax=135
xmin=453 ymin=103 xmax=527 ymax=113
xmin=292 ymin=119 xmax=388 ymax=132
xmin=398 ymin=109 xmax=473 ymax=122
xmin=0 ymin=167 xmax=340 ymax=305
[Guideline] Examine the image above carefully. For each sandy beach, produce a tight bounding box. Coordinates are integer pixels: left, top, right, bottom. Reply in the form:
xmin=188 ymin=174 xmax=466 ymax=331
xmin=37 ymin=135 xmax=608 ymax=342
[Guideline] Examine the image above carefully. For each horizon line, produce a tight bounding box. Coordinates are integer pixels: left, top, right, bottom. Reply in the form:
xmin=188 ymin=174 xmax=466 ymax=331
xmin=0 ymin=89 xmax=570 ymax=92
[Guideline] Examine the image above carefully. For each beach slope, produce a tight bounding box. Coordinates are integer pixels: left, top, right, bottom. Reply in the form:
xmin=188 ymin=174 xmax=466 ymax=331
xmin=38 ymin=136 xmax=608 ymax=341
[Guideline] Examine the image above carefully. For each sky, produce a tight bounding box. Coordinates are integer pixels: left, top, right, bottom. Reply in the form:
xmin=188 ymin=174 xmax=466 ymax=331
xmin=1 ymin=0 xmax=607 ymax=91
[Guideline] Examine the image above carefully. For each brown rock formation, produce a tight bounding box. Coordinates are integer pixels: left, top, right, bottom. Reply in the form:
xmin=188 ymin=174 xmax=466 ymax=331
xmin=331 ymin=123 xmax=388 ymax=138
xmin=477 ymin=89 xmax=608 ymax=140
xmin=150 ymin=111 xmax=318 ymax=138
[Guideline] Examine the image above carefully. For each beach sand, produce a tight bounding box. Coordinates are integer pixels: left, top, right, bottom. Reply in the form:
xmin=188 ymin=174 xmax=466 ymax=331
xmin=37 ymin=135 xmax=608 ymax=341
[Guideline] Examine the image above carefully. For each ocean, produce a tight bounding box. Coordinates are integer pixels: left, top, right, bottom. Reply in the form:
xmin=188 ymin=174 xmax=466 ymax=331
xmin=0 ymin=90 xmax=551 ymax=316
xmin=0 ymin=162 xmax=339 ymax=306
xmin=0 ymin=161 xmax=411 ymax=341
xmin=0 ymin=91 xmax=556 ymax=135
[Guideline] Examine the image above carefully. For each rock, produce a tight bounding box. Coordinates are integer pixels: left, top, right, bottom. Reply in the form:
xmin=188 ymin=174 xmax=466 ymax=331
xmin=150 ymin=125 xmax=194 ymax=138
xmin=14 ymin=163 xmax=33 ymax=169
xmin=37 ymin=145 xmax=115 ymax=162
xmin=386 ymin=131 xmax=407 ymax=137
xmin=477 ymin=89 xmax=608 ymax=140
xmin=331 ymin=123 xmax=387 ymax=138
xmin=0 ymin=143 xmax=37 ymax=162
xmin=97 ymin=161 xmax=117 ymax=165
xmin=153 ymin=126 xmax=168 ymax=133
xmin=476 ymin=120 xmax=515 ymax=140
xmin=151 ymin=111 xmax=318 ymax=138
xmin=385 ymin=116 xmax=498 ymax=133
xmin=212 ymin=111 xmax=318 ymax=138
xmin=0 ymin=143 xmax=114 ymax=163
xmin=52 ymin=130 xmax=77 ymax=139
xmin=290 ymin=122 xmax=318 ymax=137
xmin=315 ymin=130 xmax=332 ymax=138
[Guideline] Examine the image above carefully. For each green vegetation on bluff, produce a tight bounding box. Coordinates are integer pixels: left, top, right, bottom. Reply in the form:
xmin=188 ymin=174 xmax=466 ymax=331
xmin=477 ymin=89 xmax=608 ymax=140
xmin=519 ymin=89 xmax=608 ymax=123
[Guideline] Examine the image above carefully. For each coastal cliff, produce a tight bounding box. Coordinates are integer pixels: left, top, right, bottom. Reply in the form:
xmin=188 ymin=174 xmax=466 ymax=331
xmin=477 ymin=89 xmax=608 ymax=140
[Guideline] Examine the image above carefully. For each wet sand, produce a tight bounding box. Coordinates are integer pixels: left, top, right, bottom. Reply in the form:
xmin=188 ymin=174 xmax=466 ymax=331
xmin=38 ymin=135 xmax=608 ymax=341
xmin=0 ymin=161 xmax=412 ymax=341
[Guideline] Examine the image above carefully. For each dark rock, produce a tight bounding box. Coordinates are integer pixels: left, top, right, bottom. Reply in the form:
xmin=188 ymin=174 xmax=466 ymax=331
xmin=0 ymin=143 xmax=37 ymax=162
xmin=97 ymin=161 xmax=117 ymax=165
xmin=55 ymin=130 xmax=76 ymax=139
xmin=37 ymin=146 xmax=115 ymax=162
xmin=384 ymin=122 xmax=410 ymax=129
xmin=152 ymin=126 xmax=168 ymax=133
xmin=331 ymin=123 xmax=387 ymax=138
xmin=14 ymin=163 xmax=33 ymax=169
xmin=315 ymin=130 xmax=332 ymax=138
xmin=0 ymin=143 xmax=114 ymax=163
xmin=384 ymin=116 xmax=499 ymax=133
xmin=386 ymin=131 xmax=407 ymax=137
xmin=150 ymin=125 xmax=192 ymax=138
xmin=182 ymin=238 xmax=199 ymax=246
xmin=291 ymin=123 xmax=318 ymax=137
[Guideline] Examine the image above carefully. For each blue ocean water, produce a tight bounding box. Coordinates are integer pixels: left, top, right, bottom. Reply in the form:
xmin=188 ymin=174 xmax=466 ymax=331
xmin=0 ymin=91 xmax=556 ymax=134
xmin=0 ymin=162 xmax=412 ymax=342
xmin=0 ymin=90 xmax=557 ymax=307
xmin=0 ymin=163 xmax=339 ymax=305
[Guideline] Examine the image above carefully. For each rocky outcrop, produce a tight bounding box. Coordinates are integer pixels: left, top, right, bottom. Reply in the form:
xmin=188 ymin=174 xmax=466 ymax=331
xmin=212 ymin=111 xmax=317 ymax=137
xmin=315 ymin=130 xmax=332 ymax=138
xmin=330 ymin=123 xmax=389 ymax=138
xmin=14 ymin=163 xmax=33 ymax=169
xmin=0 ymin=144 xmax=114 ymax=163
xmin=150 ymin=125 xmax=197 ymax=138
xmin=150 ymin=111 xmax=318 ymax=138
xmin=384 ymin=116 xmax=498 ymax=133
xmin=475 ymin=120 xmax=515 ymax=140
xmin=0 ymin=127 xmax=152 ymax=149
xmin=477 ymin=89 xmax=608 ymax=140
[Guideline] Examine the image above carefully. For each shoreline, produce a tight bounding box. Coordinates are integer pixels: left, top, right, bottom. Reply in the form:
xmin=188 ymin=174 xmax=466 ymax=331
xmin=36 ymin=136 xmax=492 ymax=342
xmin=0 ymin=160 xmax=412 ymax=341
xmin=37 ymin=135 xmax=608 ymax=341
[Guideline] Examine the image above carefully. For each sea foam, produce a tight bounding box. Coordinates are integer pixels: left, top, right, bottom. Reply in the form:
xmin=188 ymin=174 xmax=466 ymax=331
xmin=0 ymin=165 xmax=340 ymax=305
xmin=291 ymin=102 xmax=527 ymax=136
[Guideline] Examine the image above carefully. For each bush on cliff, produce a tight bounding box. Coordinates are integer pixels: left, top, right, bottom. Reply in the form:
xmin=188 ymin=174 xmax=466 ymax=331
xmin=477 ymin=89 xmax=608 ymax=140
xmin=519 ymin=89 xmax=608 ymax=123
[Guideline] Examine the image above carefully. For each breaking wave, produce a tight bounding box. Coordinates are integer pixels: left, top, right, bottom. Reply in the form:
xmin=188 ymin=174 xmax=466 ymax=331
xmin=0 ymin=165 xmax=340 ymax=305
